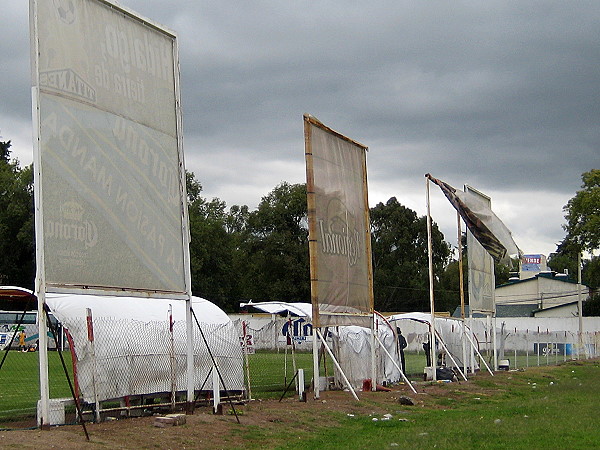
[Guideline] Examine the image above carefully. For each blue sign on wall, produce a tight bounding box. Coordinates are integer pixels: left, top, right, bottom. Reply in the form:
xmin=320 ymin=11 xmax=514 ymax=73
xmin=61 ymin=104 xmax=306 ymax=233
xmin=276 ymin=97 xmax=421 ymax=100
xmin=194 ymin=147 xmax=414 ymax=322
xmin=533 ymin=342 xmax=572 ymax=356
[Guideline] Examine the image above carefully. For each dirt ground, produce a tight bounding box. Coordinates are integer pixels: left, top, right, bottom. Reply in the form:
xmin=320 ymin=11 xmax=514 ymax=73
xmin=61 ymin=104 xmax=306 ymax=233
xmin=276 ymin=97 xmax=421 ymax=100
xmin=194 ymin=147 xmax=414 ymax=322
xmin=0 ymin=378 xmax=498 ymax=449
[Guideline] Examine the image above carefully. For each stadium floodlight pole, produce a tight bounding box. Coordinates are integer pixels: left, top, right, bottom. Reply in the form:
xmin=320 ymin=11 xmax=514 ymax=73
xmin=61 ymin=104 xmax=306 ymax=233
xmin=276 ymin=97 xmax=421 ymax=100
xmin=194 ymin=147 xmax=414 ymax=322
xmin=425 ymin=175 xmax=437 ymax=381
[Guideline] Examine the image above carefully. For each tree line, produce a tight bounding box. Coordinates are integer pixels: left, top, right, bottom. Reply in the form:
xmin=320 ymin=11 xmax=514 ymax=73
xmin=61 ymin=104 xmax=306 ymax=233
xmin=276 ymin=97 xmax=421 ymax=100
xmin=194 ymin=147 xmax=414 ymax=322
xmin=1 ymin=138 xmax=597 ymax=313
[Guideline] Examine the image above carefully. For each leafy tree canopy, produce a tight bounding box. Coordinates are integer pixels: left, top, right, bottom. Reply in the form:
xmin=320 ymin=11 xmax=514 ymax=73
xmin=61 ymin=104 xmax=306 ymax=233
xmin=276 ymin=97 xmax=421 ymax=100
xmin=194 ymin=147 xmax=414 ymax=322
xmin=370 ymin=197 xmax=451 ymax=312
xmin=562 ymin=169 xmax=600 ymax=253
xmin=238 ymin=182 xmax=310 ymax=304
xmin=0 ymin=140 xmax=35 ymax=288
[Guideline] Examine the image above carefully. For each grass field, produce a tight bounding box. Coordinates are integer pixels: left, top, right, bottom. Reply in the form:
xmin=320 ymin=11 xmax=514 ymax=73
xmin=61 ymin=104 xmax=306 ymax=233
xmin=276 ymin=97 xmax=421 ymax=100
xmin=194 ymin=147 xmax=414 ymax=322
xmin=1 ymin=355 xmax=599 ymax=448
xmin=0 ymin=349 xmax=414 ymax=421
xmin=0 ymin=350 xmax=73 ymax=421
xmin=270 ymin=359 xmax=600 ymax=449
xmin=0 ymin=348 xmax=587 ymax=429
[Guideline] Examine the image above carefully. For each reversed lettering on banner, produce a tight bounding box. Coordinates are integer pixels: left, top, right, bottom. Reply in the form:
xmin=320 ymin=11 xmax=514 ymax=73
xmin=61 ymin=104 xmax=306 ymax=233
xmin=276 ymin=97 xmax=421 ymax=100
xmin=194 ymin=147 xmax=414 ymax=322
xmin=34 ymin=0 xmax=187 ymax=294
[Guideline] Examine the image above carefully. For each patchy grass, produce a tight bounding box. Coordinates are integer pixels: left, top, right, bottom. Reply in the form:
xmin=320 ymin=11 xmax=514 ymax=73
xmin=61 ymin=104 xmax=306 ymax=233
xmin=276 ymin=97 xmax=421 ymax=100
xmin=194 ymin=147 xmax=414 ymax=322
xmin=1 ymin=360 xmax=599 ymax=448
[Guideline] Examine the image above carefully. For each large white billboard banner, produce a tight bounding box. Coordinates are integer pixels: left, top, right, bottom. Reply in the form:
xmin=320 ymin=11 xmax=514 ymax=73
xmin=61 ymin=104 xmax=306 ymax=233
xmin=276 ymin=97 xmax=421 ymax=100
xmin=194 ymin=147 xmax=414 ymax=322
xmin=304 ymin=115 xmax=373 ymax=328
xmin=465 ymin=186 xmax=494 ymax=313
xmin=31 ymin=0 xmax=187 ymax=296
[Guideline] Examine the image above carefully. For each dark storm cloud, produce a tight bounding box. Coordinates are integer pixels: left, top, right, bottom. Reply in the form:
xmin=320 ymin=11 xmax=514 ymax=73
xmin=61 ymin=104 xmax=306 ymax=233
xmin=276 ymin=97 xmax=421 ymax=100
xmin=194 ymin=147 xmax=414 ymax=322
xmin=4 ymin=1 xmax=599 ymax=253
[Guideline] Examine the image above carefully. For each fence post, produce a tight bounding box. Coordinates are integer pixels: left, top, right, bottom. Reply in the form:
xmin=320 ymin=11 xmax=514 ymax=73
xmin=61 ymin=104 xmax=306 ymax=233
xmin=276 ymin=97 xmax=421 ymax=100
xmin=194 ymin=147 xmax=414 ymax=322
xmin=212 ymin=365 xmax=220 ymax=413
xmin=169 ymin=304 xmax=176 ymax=411
xmin=526 ymin=329 xmax=529 ymax=368
xmin=537 ymin=327 xmax=540 ymax=367
xmin=242 ymin=321 xmax=252 ymax=400
xmin=86 ymin=308 xmax=101 ymax=423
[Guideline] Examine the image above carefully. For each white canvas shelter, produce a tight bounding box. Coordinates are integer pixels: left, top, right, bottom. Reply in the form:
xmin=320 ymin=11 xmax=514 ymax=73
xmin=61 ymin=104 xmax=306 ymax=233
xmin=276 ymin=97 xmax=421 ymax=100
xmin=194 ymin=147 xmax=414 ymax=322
xmin=241 ymin=302 xmax=406 ymax=389
xmin=388 ymin=312 xmax=480 ymax=374
xmin=240 ymin=301 xmax=313 ymax=319
xmin=45 ymin=294 xmax=244 ymax=403
xmin=329 ymin=322 xmax=401 ymax=389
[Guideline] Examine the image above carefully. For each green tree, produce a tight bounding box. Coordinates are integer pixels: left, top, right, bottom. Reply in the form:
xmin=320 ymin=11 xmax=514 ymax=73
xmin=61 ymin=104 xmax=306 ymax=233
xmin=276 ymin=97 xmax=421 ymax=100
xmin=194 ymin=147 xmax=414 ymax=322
xmin=0 ymin=140 xmax=35 ymax=288
xmin=370 ymin=197 xmax=451 ymax=312
xmin=547 ymin=251 xmax=578 ymax=280
xmin=237 ymin=182 xmax=310 ymax=303
xmin=562 ymin=169 xmax=600 ymax=253
xmin=583 ymin=292 xmax=600 ymax=316
xmin=186 ymin=172 xmax=238 ymax=311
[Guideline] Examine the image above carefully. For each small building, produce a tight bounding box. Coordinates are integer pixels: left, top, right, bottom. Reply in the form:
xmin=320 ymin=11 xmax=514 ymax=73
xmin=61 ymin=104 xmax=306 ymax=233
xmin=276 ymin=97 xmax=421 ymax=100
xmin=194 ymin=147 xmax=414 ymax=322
xmin=495 ymin=271 xmax=588 ymax=317
xmin=452 ymin=271 xmax=589 ymax=318
xmin=532 ymin=301 xmax=580 ymax=318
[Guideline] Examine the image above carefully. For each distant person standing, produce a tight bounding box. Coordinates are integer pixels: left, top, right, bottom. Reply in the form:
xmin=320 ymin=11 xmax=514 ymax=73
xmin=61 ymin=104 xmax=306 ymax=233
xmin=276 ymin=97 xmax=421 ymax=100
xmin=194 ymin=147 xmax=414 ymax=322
xmin=423 ymin=341 xmax=431 ymax=367
xmin=396 ymin=327 xmax=407 ymax=374
xmin=18 ymin=330 xmax=26 ymax=352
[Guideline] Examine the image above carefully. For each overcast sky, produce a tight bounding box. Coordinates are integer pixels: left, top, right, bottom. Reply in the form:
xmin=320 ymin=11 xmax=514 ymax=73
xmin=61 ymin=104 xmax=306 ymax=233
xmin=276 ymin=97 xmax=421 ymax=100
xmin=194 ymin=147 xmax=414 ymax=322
xmin=2 ymin=1 xmax=599 ymax=257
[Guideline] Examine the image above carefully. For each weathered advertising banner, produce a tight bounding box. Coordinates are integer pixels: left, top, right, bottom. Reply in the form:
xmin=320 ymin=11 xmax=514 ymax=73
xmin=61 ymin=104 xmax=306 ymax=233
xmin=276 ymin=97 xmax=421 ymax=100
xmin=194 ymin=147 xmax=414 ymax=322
xmin=304 ymin=115 xmax=373 ymax=328
xmin=31 ymin=0 xmax=188 ymax=296
xmin=465 ymin=186 xmax=495 ymax=314
xmin=427 ymin=174 xmax=520 ymax=265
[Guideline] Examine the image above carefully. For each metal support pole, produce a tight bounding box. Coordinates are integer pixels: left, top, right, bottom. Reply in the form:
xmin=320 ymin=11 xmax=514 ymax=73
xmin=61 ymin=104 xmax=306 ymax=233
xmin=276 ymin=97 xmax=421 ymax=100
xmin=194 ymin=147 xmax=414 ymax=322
xmin=578 ymin=252 xmax=584 ymax=359
xmin=371 ymin=314 xmax=377 ymax=391
xmin=425 ymin=176 xmax=437 ymax=381
xmin=316 ymin=329 xmax=359 ymax=401
xmin=37 ymin=292 xmax=50 ymax=427
xmin=313 ymin=325 xmax=320 ymax=399
xmin=185 ymin=300 xmax=195 ymax=413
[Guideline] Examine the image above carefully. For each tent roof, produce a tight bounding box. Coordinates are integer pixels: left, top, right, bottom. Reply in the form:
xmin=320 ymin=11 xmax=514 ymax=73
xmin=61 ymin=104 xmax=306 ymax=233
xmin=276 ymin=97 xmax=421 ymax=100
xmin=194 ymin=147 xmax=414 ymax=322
xmin=0 ymin=286 xmax=36 ymax=311
xmin=240 ymin=301 xmax=313 ymax=319
xmin=387 ymin=312 xmax=463 ymax=326
xmin=44 ymin=293 xmax=229 ymax=325
xmin=0 ymin=286 xmax=35 ymax=299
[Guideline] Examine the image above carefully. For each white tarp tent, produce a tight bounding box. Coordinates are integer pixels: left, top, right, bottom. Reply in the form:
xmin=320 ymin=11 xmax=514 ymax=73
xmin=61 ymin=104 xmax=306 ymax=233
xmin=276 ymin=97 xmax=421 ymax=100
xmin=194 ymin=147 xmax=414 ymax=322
xmin=387 ymin=312 xmax=479 ymax=373
xmin=46 ymin=294 xmax=244 ymax=403
xmin=240 ymin=302 xmax=403 ymax=389
xmin=329 ymin=322 xmax=401 ymax=389
xmin=240 ymin=301 xmax=313 ymax=319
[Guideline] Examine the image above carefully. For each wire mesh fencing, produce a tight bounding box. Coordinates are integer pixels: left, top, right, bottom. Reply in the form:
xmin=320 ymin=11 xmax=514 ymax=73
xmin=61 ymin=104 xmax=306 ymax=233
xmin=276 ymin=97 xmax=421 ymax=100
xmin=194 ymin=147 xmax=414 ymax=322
xmin=2 ymin=314 xmax=600 ymax=428
xmin=495 ymin=329 xmax=600 ymax=370
xmin=0 ymin=311 xmax=245 ymax=428
xmin=233 ymin=317 xmax=316 ymax=399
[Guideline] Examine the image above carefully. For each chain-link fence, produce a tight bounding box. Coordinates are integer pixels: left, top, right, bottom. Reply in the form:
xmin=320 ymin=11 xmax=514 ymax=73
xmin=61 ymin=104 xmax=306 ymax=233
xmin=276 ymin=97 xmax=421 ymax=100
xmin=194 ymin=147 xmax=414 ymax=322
xmin=233 ymin=317 xmax=318 ymax=399
xmin=2 ymin=313 xmax=600 ymax=428
xmin=0 ymin=310 xmax=245 ymax=428
xmin=496 ymin=329 xmax=599 ymax=370
xmin=0 ymin=310 xmax=67 ymax=428
xmin=234 ymin=316 xmax=600 ymax=392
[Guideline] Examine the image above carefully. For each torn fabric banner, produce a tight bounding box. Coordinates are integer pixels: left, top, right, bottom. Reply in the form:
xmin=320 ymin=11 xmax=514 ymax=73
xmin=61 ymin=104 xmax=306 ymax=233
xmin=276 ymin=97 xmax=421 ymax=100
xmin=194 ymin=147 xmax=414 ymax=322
xmin=426 ymin=174 xmax=520 ymax=265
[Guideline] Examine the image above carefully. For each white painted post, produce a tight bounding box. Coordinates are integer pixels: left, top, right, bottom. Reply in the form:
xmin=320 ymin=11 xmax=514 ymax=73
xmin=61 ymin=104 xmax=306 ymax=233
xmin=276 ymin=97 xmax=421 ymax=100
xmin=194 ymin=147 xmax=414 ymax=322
xmin=212 ymin=366 xmax=220 ymax=413
xmin=37 ymin=292 xmax=50 ymax=427
xmin=86 ymin=308 xmax=101 ymax=423
xmin=298 ymin=369 xmax=305 ymax=400
xmin=425 ymin=176 xmax=437 ymax=381
xmin=186 ymin=300 xmax=194 ymax=412
xmin=313 ymin=326 xmax=320 ymax=399
xmin=577 ymin=252 xmax=584 ymax=359
xmin=169 ymin=304 xmax=176 ymax=411
xmin=371 ymin=314 xmax=377 ymax=391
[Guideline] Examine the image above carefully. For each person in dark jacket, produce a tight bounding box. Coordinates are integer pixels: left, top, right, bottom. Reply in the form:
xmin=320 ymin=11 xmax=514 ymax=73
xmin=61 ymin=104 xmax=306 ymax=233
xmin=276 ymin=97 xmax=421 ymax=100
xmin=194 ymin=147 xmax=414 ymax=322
xmin=396 ymin=327 xmax=407 ymax=374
